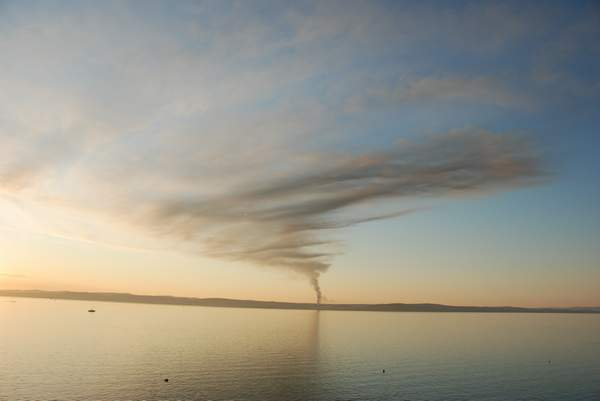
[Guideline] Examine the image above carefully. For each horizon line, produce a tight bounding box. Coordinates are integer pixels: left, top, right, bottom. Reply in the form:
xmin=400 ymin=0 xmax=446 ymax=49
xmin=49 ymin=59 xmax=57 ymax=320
xmin=1 ymin=289 xmax=599 ymax=313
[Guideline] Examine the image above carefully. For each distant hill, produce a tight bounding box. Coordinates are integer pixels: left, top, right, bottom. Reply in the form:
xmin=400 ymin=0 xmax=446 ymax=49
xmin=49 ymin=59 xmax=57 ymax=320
xmin=1 ymin=289 xmax=599 ymax=313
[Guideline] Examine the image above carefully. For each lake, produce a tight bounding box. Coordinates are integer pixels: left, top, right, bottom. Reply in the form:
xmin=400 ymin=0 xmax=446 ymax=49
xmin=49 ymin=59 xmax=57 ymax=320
xmin=1 ymin=297 xmax=599 ymax=400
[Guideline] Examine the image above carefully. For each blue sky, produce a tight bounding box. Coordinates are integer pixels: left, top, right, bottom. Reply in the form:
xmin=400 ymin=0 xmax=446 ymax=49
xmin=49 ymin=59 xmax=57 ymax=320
xmin=0 ymin=1 xmax=599 ymax=306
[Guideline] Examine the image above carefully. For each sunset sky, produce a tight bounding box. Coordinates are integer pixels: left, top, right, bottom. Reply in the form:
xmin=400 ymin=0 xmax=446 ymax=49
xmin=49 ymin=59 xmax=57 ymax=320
xmin=1 ymin=1 xmax=599 ymax=307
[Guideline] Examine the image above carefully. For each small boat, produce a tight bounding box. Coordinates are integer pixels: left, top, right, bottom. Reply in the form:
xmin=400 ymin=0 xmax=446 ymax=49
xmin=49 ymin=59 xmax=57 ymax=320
xmin=88 ymin=309 xmax=96 ymax=313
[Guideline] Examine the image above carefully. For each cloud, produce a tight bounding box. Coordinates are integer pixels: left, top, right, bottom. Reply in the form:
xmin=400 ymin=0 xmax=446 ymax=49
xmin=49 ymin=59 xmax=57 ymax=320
xmin=345 ymin=76 xmax=535 ymax=113
xmin=0 ymin=1 xmax=557 ymax=301
xmin=0 ymin=273 xmax=26 ymax=278
xmin=397 ymin=77 xmax=534 ymax=109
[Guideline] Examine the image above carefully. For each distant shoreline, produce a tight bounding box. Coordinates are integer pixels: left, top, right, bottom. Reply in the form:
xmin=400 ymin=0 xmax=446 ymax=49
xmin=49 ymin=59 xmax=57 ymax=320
xmin=1 ymin=289 xmax=599 ymax=313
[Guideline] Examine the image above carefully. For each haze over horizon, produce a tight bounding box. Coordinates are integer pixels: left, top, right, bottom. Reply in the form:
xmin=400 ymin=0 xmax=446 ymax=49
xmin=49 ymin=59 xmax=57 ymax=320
xmin=1 ymin=1 xmax=599 ymax=307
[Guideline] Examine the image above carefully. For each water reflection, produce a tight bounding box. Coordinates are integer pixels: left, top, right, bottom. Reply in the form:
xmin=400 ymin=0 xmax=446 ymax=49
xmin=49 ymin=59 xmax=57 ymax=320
xmin=2 ymin=299 xmax=600 ymax=401
xmin=146 ymin=309 xmax=323 ymax=401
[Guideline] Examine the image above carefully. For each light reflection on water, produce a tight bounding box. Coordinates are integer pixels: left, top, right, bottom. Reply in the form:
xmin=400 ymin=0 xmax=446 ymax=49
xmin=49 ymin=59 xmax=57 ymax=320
xmin=1 ymin=297 xmax=599 ymax=400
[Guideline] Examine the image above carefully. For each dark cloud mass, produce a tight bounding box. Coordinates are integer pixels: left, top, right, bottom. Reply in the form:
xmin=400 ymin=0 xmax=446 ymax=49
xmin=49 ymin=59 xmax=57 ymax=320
xmin=146 ymin=130 xmax=542 ymax=303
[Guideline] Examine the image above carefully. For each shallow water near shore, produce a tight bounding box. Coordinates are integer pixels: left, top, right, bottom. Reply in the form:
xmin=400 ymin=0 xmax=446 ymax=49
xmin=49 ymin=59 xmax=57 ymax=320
xmin=1 ymin=297 xmax=599 ymax=401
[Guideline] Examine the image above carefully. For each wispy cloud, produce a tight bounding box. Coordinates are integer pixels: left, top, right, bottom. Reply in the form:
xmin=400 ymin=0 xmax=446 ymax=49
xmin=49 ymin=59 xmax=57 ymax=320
xmin=396 ymin=77 xmax=534 ymax=109
xmin=0 ymin=1 xmax=573 ymax=300
xmin=346 ymin=76 xmax=535 ymax=113
xmin=0 ymin=273 xmax=26 ymax=278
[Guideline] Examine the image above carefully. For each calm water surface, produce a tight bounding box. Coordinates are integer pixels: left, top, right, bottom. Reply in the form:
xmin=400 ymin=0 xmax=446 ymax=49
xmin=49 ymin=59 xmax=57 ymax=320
xmin=1 ymin=297 xmax=599 ymax=401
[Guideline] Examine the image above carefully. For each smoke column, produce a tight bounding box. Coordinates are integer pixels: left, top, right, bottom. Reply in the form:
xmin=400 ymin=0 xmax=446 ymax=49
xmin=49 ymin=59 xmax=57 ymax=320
xmin=132 ymin=130 xmax=542 ymax=304
xmin=311 ymin=273 xmax=322 ymax=305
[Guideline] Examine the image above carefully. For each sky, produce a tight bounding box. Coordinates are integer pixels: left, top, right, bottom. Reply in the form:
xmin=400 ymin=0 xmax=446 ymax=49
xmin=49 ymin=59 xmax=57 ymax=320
xmin=0 ymin=0 xmax=599 ymax=307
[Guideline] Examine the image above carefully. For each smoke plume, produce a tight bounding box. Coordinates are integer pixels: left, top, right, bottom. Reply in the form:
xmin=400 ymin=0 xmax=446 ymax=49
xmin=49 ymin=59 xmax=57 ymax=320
xmin=143 ymin=130 xmax=542 ymax=303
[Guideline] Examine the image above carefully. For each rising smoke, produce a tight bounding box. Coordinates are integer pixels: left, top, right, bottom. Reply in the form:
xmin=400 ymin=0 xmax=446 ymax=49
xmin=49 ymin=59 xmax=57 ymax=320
xmin=144 ymin=129 xmax=542 ymax=304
